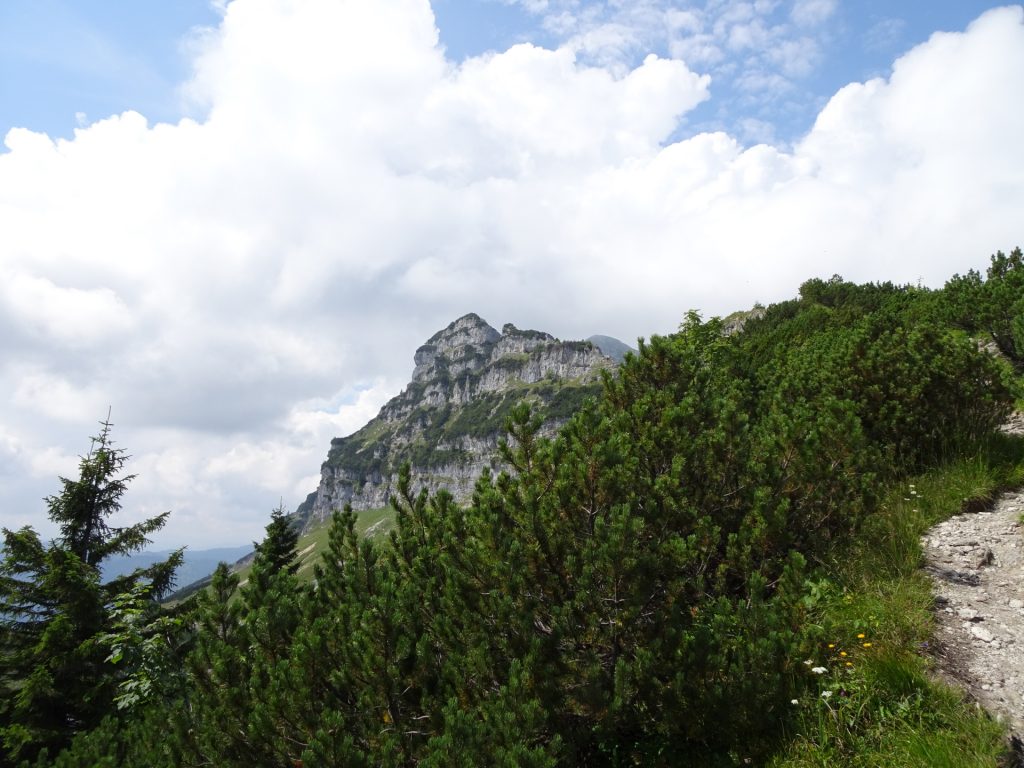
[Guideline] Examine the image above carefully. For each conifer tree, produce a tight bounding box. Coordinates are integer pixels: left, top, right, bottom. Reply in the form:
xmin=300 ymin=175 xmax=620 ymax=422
xmin=181 ymin=562 xmax=250 ymax=766
xmin=183 ymin=506 xmax=303 ymax=767
xmin=242 ymin=502 xmax=300 ymax=607
xmin=0 ymin=418 xmax=181 ymax=766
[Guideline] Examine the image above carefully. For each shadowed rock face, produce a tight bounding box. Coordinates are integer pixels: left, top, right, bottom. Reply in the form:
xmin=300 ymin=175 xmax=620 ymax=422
xmin=296 ymin=314 xmax=619 ymax=529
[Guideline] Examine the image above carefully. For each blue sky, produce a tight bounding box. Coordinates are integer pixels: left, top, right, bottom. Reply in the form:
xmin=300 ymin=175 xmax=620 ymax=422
xmin=0 ymin=1 xmax=1022 ymax=547
xmin=1 ymin=1 xmax=1004 ymax=147
xmin=434 ymin=0 xmax=1004 ymax=145
xmin=0 ymin=1 xmax=218 ymax=137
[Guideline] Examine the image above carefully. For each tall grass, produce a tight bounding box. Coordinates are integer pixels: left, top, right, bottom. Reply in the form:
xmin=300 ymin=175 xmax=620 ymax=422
xmin=769 ymin=433 xmax=1024 ymax=767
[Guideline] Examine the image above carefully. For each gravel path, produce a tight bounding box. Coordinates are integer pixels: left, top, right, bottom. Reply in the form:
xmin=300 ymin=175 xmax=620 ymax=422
xmin=922 ymin=412 xmax=1024 ymax=749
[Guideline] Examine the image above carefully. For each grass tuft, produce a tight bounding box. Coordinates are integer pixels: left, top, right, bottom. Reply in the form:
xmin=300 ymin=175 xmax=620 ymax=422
xmin=769 ymin=432 xmax=1024 ymax=767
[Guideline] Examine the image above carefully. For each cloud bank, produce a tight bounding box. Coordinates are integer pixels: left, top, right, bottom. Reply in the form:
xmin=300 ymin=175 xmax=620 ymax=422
xmin=0 ymin=0 xmax=1022 ymax=547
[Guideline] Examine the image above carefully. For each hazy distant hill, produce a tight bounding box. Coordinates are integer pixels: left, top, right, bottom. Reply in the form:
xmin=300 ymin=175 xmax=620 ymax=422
xmin=586 ymin=334 xmax=635 ymax=363
xmin=102 ymin=546 xmax=253 ymax=590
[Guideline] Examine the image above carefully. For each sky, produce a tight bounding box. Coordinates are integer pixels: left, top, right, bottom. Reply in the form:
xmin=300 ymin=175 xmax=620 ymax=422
xmin=0 ymin=1 xmax=1022 ymax=550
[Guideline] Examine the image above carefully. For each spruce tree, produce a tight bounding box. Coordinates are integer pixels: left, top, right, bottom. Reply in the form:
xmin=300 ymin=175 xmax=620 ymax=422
xmin=241 ymin=504 xmax=303 ymax=764
xmin=184 ymin=506 xmax=303 ymax=767
xmin=243 ymin=503 xmax=299 ymax=605
xmin=0 ymin=418 xmax=181 ymax=765
xmin=181 ymin=562 xmax=250 ymax=766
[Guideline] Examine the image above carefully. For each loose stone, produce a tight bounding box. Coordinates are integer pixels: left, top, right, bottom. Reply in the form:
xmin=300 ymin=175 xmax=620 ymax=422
xmin=923 ymin=443 xmax=1024 ymax=744
xmin=970 ymin=625 xmax=994 ymax=643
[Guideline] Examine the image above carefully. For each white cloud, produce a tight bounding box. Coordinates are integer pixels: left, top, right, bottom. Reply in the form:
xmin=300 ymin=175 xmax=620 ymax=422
xmin=864 ymin=17 xmax=906 ymax=51
xmin=791 ymin=0 xmax=837 ymax=28
xmin=1 ymin=273 xmax=133 ymax=346
xmin=665 ymin=9 xmax=702 ymax=35
xmin=669 ymin=32 xmax=724 ymax=66
xmin=398 ymin=45 xmax=709 ymax=178
xmin=738 ymin=117 xmax=778 ymax=145
xmin=11 ymin=370 xmax=108 ymax=425
xmin=503 ymin=0 xmax=828 ymax=99
xmin=0 ymin=1 xmax=1022 ymax=548
xmin=26 ymin=445 xmax=81 ymax=482
xmin=287 ymin=381 xmax=396 ymax=442
xmin=767 ymin=36 xmax=821 ymax=77
xmin=726 ymin=18 xmax=771 ymax=51
xmin=735 ymin=69 xmax=794 ymax=95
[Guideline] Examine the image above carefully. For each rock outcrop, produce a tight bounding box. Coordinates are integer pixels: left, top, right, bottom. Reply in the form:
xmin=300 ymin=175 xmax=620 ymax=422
xmin=296 ymin=314 xmax=623 ymax=530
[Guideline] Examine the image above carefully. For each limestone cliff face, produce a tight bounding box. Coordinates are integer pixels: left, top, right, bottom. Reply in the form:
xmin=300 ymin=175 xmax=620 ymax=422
xmin=297 ymin=314 xmax=619 ymax=529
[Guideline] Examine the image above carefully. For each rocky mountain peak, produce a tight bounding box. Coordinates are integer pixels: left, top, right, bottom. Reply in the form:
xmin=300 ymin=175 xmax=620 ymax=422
xmin=297 ymin=314 xmax=629 ymax=529
xmin=413 ymin=313 xmax=501 ymax=384
xmin=426 ymin=312 xmax=500 ymax=350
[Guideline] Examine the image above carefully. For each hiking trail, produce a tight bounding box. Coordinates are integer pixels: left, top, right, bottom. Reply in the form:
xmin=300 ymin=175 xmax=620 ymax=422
xmin=922 ymin=412 xmax=1024 ymax=745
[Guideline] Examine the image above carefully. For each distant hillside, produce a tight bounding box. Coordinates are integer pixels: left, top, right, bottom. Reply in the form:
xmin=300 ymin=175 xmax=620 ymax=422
xmin=586 ymin=334 xmax=634 ymax=363
xmin=102 ymin=545 xmax=252 ymax=592
xmin=168 ymin=507 xmax=397 ymax=603
xmin=295 ymin=313 xmax=619 ymax=530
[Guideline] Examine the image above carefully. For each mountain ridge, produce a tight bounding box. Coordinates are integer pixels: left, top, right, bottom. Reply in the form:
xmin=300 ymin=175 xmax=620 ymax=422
xmin=295 ymin=313 xmax=630 ymax=529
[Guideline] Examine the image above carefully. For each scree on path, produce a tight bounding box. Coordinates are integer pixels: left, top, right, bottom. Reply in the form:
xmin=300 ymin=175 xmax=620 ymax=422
xmin=923 ymin=411 xmax=1024 ymax=752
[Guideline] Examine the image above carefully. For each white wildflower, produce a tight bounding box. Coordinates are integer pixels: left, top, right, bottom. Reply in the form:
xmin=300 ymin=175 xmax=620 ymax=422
xmin=811 ymin=666 xmax=828 ymax=675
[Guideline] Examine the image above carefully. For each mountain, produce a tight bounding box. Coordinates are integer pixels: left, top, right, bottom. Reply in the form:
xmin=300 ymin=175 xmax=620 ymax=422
xmin=102 ymin=546 xmax=253 ymax=590
xmin=167 ymin=315 xmax=628 ymax=598
xmin=295 ymin=313 xmax=622 ymax=530
xmin=586 ymin=334 xmax=635 ymax=363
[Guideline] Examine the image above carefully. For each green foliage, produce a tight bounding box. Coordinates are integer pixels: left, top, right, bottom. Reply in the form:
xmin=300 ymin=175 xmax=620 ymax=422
xmin=759 ymin=319 xmax=1013 ymax=475
xmin=179 ymin=562 xmax=250 ymax=764
xmin=0 ymin=420 xmax=181 ymax=766
xmin=739 ymin=273 xmax=1015 ymax=474
xmin=770 ymin=440 xmax=1024 ymax=767
xmin=536 ymin=381 xmax=599 ymax=422
xmin=36 ymin=252 xmax=1024 ymax=766
xmin=938 ymin=247 xmax=1024 ymax=366
xmin=244 ymin=503 xmax=300 ymax=598
xmin=100 ymin=584 xmax=190 ymax=711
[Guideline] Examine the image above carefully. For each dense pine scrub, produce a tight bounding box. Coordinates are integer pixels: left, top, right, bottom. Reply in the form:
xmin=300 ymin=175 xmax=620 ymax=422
xmin=8 ymin=250 xmax=1024 ymax=766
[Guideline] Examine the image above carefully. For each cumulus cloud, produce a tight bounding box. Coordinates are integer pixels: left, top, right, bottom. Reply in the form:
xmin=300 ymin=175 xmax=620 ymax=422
xmin=0 ymin=1 xmax=1022 ymax=547
xmin=791 ymin=0 xmax=837 ymax=28
xmin=1 ymin=273 xmax=133 ymax=346
xmin=531 ymin=2 xmax=822 ymax=73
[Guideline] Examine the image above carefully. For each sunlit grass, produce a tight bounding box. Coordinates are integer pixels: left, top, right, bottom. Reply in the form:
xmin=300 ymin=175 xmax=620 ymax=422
xmin=769 ymin=432 xmax=1024 ymax=767
xmin=234 ymin=507 xmax=395 ymax=588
